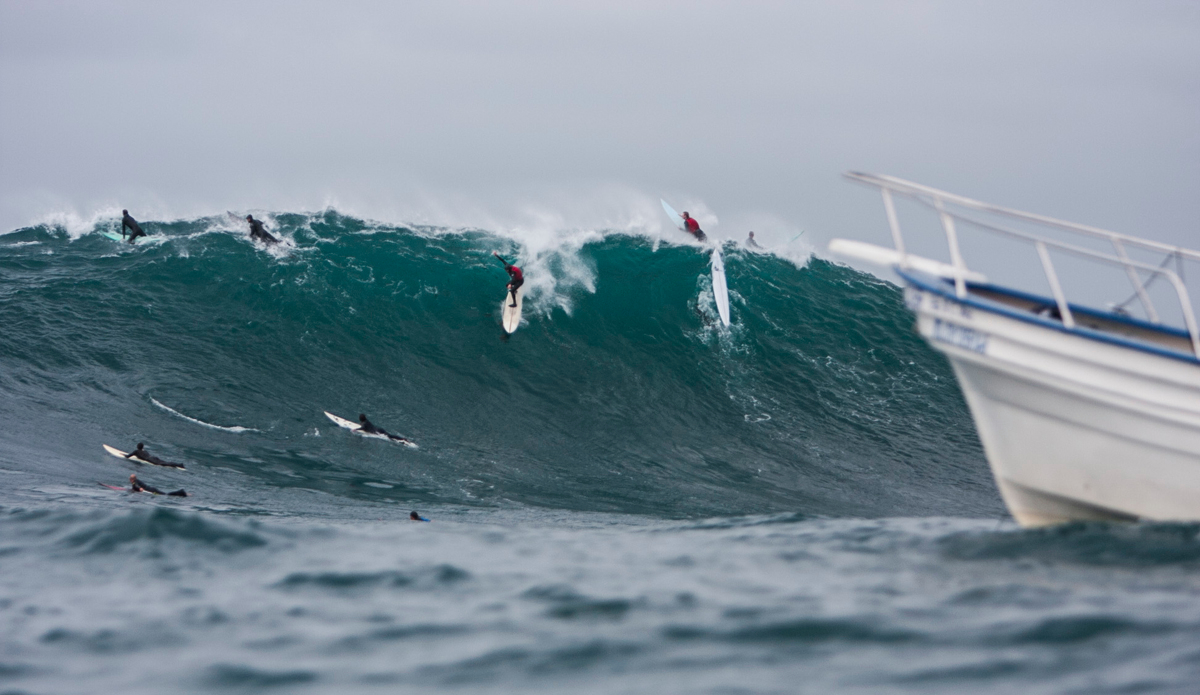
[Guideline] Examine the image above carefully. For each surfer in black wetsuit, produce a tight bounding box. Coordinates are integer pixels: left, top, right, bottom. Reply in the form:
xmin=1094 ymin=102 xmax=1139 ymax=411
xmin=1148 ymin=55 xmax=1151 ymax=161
xmin=492 ymin=252 xmax=524 ymax=307
xmin=358 ymin=414 xmax=413 ymax=445
xmin=680 ymin=212 xmax=707 ymax=242
xmin=129 ymin=474 xmax=188 ymax=497
xmin=122 ymin=210 xmax=146 ymax=243
xmin=125 ymin=443 xmax=185 ymax=469
xmin=246 ymin=215 xmax=279 ymax=244
xmin=746 ymin=231 xmax=761 ymax=249
xmin=409 ymin=511 xmax=429 ymax=522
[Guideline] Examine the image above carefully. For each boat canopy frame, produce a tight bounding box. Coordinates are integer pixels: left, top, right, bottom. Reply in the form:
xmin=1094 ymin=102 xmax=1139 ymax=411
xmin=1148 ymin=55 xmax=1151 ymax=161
xmin=845 ymin=171 xmax=1200 ymax=358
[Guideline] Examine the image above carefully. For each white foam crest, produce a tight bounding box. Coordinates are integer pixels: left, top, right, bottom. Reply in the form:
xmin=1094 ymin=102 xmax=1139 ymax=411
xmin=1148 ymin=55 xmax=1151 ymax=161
xmin=31 ymin=207 xmax=122 ymax=240
xmin=717 ymin=210 xmax=814 ymax=269
xmin=491 ymin=224 xmax=604 ymax=319
xmin=150 ymin=397 xmax=258 ymax=433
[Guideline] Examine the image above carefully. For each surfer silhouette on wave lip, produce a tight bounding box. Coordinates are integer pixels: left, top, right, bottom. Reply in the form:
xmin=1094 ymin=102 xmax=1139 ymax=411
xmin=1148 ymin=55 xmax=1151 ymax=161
xmin=246 ymin=215 xmax=279 ymax=244
xmin=493 ymin=252 xmax=524 ymax=307
xmin=125 ymin=443 xmax=185 ymax=469
xmin=121 ymin=210 xmax=146 ymax=244
xmin=746 ymin=231 xmax=761 ymax=249
xmin=681 ymin=212 xmax=707 ymax=242
xmin=359 ymin=414 xmax=414 ymax=445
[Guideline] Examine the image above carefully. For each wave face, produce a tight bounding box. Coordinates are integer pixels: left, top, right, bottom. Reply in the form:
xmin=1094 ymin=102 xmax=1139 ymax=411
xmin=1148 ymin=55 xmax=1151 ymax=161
xmin=0 ymin=212 xmax=999 ymax=518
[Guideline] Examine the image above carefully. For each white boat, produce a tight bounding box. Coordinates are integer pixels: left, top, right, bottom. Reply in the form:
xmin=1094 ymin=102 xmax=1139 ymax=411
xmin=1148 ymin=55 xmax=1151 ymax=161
xmin=831 ymin=173 xmax=1200 ymax=527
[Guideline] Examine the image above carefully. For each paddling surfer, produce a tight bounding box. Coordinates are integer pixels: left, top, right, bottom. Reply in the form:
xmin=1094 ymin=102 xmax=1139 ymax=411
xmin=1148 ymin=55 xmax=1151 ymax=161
xmin=680 ymin=212 xmax=707 ymax=242
xmin=358 ymin=414 xmax=413 ymax=445
xmin=121 ymin=210 xmax=146 ymax=243
xmin=492 ymin=252 xmax=524 ymax=307
xmin=129 ymin=474 xmax=188 ymax=497
xmin=409 ymin=511 xmax=430 ymax=522
xmin=125 ymin=443 xmax=185 ymax=469
xmin=246 ymin=215 xmax=279 ymax=244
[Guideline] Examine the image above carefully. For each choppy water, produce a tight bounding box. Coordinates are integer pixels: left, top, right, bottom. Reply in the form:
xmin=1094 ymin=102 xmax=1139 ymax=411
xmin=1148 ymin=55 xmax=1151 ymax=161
xmin=2 ymin=212 xmax=1198 ymax=693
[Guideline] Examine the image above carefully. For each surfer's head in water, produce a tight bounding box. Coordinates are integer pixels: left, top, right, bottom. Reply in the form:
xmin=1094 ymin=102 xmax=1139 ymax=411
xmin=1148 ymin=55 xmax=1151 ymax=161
xmin=409 ymin=511 xmax=428 ymax=521
xmin=359 ymin=414 xmax=367 ymax=423
xmin=136 ymin=443 xmax=145 ymax=451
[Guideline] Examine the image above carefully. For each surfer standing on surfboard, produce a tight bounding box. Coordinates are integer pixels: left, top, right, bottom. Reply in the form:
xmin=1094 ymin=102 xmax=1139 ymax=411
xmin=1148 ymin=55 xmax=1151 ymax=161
xmin=680 ymin=212 xmax=707 ymax=242
xmin=246 ymin=215 xmax=279 ymax=244
xmin=492 ymin=252 xmax=524 ymax=308
xmin=121 ymin=210 xmax=146 ymax=244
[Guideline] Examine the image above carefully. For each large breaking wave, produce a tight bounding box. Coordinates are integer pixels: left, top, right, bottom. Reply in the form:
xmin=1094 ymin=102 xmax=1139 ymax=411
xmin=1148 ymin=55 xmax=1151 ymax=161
xmin=0 ymin=211 xmax=999 ymax=519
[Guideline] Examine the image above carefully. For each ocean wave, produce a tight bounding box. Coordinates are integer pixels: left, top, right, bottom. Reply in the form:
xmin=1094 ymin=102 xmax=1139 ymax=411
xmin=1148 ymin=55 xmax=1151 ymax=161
xmin=0 ymin=210 xmax=993 ymax=519
xmin=150 ymin=397 xmax=258 ymax=433
xmin=58 ymin=508 xmax=268 ymax=554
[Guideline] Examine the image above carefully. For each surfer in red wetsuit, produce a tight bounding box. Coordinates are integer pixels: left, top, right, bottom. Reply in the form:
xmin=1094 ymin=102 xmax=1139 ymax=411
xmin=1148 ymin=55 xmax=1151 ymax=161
xmin=680 ymin=212 xmax=707 ymax=242
xmin=493 ymin=252 xmax=524 ymax=307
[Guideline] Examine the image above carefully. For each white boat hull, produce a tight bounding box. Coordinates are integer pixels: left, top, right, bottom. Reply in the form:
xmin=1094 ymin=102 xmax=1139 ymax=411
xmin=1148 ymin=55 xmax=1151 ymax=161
xmin=905 ymin=283 xmax=1200 ymax=526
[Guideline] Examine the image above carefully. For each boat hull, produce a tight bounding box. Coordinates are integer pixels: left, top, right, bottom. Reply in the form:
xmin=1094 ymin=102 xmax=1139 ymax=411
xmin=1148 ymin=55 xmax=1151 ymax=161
xmin=904 ymin=283 xmax=1200 ymax=526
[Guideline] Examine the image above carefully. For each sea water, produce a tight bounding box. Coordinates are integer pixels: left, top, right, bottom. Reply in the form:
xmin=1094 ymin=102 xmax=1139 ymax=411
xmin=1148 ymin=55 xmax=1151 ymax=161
xmin=2 ymin=213 xmax=1198 ymax=694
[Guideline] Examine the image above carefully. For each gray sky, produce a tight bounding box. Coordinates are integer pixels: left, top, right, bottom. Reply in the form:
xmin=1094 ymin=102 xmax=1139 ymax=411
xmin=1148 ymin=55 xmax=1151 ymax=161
xmin=2 ymin=1 xmax=1197 ymax=261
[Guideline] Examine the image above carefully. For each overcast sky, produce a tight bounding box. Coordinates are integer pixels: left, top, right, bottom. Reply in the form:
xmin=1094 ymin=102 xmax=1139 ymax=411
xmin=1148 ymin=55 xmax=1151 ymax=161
xmin=2 ymin=1 xmax=1197 ymax=261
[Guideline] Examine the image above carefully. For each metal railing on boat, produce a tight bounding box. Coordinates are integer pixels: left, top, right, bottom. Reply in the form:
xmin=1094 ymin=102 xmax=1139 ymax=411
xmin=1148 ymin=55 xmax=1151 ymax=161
xmin=844 ymin=172 xmax=1200 ymax=358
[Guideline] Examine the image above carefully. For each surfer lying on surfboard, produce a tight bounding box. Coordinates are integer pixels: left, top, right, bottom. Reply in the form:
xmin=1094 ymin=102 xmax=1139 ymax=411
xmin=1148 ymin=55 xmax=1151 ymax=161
xmin=101 ymin=474 xmax=188 ymax=497
xmin=358 ymin=414 xmax=414 ymax=445
xmin=124 ymin=443 xmax=185 ymax=469
xmin=410 ymin=511 xmax=430 ymax=522
xmin=680 ymin=212 xmax=707 ymax=242
xmin=129 ymin=474 xmax=188 ymax=497
xmin=492 ymin=252 xmax=524 ymax=307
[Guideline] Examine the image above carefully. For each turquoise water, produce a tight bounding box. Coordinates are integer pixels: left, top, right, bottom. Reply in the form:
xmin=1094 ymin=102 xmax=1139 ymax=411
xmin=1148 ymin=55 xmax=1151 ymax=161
xmin=2 ymin=212 xmax=1198 ymax=693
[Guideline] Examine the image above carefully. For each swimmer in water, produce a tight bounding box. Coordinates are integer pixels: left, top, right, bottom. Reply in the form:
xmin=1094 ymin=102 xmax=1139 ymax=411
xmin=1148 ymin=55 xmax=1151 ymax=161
xmin=410 ymin=511 xmax=430 ymax=522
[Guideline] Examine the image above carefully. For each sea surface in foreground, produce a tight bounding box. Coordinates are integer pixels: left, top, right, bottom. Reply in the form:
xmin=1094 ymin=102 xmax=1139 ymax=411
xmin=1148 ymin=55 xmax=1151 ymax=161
xmin=5 ymin=494 xmax=1200 ymax=694
xmin=3 ymin=212 xmax=1199 ymax=693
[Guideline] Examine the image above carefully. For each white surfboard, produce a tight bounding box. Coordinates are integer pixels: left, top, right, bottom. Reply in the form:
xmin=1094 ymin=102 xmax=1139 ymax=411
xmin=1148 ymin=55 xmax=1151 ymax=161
xmin=502 ymin=286 xmax=524 ymax=334
xmin=661 ymin=198 xmax=685 ymax=232
xmin=662 ymin=199 xmax=731 ymax=327
xmin=323 ymin=411 xmax=418 ymax=448
xmin=102 ymin=444 xmax=186 ymax=469
xmin=711 ymin=246 xmax=731 ymax=327
xmin=101 ymin=230 xmax=152 ymax=244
